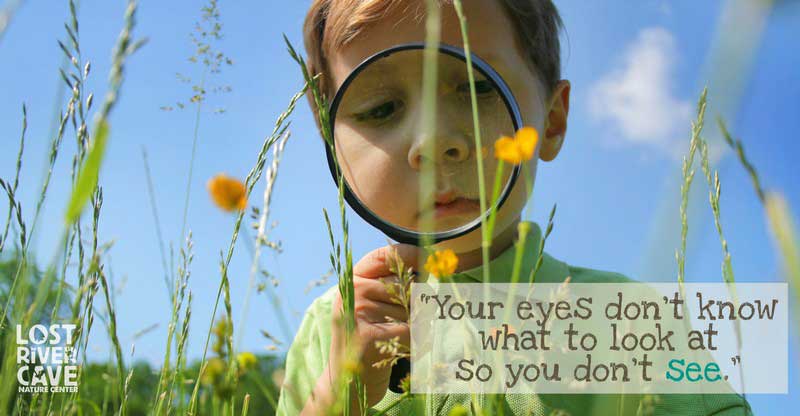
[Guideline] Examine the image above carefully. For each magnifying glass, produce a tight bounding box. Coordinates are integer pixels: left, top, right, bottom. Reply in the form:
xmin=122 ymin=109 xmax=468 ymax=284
xmin=326 ymin=42 xmax=524 ymax=393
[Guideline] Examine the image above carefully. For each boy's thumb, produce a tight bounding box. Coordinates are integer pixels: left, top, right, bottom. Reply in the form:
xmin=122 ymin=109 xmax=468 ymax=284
xmin=354 ymin=244 xmax=422 ymax=279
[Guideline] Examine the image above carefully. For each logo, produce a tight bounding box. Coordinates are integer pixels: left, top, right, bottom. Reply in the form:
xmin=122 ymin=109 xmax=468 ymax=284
xmin=16 ymin=324 xmax=79 ymax=393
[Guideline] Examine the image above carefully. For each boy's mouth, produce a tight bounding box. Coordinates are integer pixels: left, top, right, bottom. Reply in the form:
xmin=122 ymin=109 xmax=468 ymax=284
xmin=435 ymin=197 xmax=481 ymax=219
xmin=418 ymin=191 xmax=481 ymax=219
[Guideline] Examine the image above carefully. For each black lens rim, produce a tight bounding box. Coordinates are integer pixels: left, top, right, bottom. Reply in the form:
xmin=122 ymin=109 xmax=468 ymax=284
xmin=325 ymin=42 xmax=524 ymax=246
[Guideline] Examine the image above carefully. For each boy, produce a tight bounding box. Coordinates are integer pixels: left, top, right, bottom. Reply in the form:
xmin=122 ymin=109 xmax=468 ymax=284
xmin=277 ymin=1 xmax=753 ymax=414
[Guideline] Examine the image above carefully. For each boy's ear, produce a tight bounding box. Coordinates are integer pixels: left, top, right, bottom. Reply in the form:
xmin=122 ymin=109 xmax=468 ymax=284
xmin=539 ymin=80 xmax=571 ymax=162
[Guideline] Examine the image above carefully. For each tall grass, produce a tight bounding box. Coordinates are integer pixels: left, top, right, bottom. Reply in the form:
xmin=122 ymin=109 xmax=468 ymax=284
xmin=716 ymin=118 xmax=800 ymax=326
xmin=141 ymin=148 xmax=172 ymax=298
xmin=187 ymin=78 xmax=307 ymax=416
xmin=1 ymin=1 xmax=298 ymax=415
xmin=0 ymin=1 xmax=144 ymax=415
xmin=676 ymin=89 xmax=705 ymax=291
xmin=236 ymin=130 xmax=292 ymax=350
xmin=0 ymin=103 xmax=26 ymax=255
xmin=284 ymin=33 xmax=367 ymax=416
xmin=0 ymin=1 xmax=795 ymax=416
xmin=174 ymin=0 xmax=234 ymax=254
xmin=153 ymin=232 xmax=193 ymax=415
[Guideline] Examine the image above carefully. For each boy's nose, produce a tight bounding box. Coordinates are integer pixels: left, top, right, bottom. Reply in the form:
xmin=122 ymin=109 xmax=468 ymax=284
xmin=407 ymin=133 xmax=470 ymax=170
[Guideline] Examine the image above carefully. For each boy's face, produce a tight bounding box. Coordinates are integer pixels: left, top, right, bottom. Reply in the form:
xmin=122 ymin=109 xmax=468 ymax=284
xmin=328 ymin=0 xmax=568 ymax=254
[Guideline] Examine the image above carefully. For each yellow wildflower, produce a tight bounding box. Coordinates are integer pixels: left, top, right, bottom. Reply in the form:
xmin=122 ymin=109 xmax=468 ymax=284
xmin=424 ymin=249 xmax=458 ymax=278
xmin=211 ymin=317 xmax=230 ymax=355
xmin=207 ymin=174 xmax=247 ymax=212
xmin=236 ymin=352 xmax=258 ymax=372
xmin=494 ymin=126 xmax=539 ymax=164
xmin=200 ymin=357 xmax=226 ymax=386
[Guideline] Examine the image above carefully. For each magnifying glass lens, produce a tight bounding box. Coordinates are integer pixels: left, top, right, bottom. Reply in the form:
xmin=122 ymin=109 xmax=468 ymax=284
xmin=332 ymin=49 xmax=516 ymax=236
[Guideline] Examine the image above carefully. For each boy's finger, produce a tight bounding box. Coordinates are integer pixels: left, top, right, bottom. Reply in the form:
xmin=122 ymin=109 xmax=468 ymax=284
xmin=355 ymin=275 xmax=404 ymax=304
xmin=372 ymin=322 xmax=410 ymax=349
xmin=358 ymin=300 xmax=409 ymax=324
xmin=354 ymin=244 xmax=421 ymax=279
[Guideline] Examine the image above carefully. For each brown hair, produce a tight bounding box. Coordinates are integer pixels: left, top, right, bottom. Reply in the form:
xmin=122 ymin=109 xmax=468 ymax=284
xmin=302 ymin=0 xmax=564 ymax=101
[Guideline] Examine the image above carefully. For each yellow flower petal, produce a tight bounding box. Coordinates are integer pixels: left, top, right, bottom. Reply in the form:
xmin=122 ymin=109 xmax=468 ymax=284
xmin=424 ymin=249 xmax=459 ymax=278
xmin=207 ymin=174 xmax=247 ymax=212
xmin=515 ymin=126 xmax=539 ymax=161
xmin=494 ymin=135 xmax=520 ymax=164
xmin=493 ymin=127 xmax=539 ymax=164
xmin=201 ymin=357 xmax=226 ymax=386
xmin=236 ymin=352 xmax=258 ymax=372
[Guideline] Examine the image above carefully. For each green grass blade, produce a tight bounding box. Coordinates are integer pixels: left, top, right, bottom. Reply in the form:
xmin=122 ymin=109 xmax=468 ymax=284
xmin=65 ymin=119 xmax=108 ymax=224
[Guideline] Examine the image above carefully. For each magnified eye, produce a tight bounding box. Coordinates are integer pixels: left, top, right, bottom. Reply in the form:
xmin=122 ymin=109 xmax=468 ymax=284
xmin=353 ymin=100 xmax=403 ymax=123
xmin=457 ymin=79 xmax=494 ymax=96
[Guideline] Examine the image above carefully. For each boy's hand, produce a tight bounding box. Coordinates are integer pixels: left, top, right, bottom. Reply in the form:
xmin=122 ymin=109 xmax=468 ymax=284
xmin=328 ymin=243 xmax=420 ymax=410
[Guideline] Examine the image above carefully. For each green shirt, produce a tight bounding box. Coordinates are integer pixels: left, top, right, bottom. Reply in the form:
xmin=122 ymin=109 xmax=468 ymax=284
xmin=276 ymin=222 xmax=753 ymax=415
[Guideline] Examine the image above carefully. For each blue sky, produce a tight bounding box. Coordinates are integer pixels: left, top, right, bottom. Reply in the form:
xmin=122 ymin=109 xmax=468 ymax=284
xmin=1 ymin=0 xmax=798 ymax=413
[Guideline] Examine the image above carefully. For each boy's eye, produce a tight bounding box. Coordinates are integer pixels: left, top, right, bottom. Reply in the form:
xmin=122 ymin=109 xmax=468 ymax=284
xmin=353 ymin=100 xmax=402 ymax=123
xmin=457 ymin=80 xmax=494 ymax=95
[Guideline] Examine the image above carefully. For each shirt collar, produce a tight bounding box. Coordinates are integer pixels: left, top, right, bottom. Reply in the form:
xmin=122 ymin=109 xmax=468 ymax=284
xmin=428 ymin=221 xmax=571 ymax=284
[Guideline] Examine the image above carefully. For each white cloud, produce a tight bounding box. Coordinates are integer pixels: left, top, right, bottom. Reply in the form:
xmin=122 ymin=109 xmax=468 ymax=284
xmin=588 ymin=27 xmax=690 ymax=155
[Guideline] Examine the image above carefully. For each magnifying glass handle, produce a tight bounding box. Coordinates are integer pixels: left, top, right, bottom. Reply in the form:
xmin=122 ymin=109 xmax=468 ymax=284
xmin=388 ymin=357 xmax=410 ymax=393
